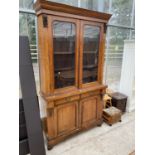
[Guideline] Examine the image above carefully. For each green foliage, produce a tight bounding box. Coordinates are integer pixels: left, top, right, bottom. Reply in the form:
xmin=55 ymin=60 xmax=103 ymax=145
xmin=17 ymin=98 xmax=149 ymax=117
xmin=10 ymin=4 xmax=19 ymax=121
xmin=110 ymin=0 xmax=133 ymax=26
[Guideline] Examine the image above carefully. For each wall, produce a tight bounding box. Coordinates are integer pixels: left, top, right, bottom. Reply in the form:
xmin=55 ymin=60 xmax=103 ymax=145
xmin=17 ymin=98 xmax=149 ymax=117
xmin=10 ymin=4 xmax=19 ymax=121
xmin=119 ymin=40 xmax=135 ymax=112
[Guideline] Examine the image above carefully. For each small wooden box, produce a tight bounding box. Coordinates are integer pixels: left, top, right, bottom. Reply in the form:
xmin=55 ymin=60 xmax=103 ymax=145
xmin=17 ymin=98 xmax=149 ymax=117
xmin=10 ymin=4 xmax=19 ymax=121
xmin=110 ymin=92 xmax=127 ymax=113
xmin=102 ymin=106 xmax=122 ymax=126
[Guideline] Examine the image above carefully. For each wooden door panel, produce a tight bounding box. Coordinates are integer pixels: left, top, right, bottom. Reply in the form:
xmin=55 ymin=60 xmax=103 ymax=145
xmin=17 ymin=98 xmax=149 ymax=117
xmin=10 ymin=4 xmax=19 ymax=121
xmin=82 ymin=98 xmax=97 ymax=122
xmin=57 ymin=102 xmax=78 ymax=135
xmin=81 ymin=96 xmax=99 ymax=127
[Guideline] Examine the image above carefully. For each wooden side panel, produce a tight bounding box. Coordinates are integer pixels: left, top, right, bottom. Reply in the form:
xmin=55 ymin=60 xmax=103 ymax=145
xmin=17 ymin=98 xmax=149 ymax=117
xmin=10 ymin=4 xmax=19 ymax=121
xmin=38 ymin=15 xmax=51 ymax=95
xmin=97 ymin=95 xmax=103 ymax=120
xmin=46 ymin=107 xmax=57 ymax=138
xmin=82 ymin=99 xmax=97 ymax=123
xmin=81 ymin=96 xmax=100 ymax=127
xmin=98 ymin=24 xmax=105 ymax=84
xmin=56 ymin=102 xmax=78 ymax=136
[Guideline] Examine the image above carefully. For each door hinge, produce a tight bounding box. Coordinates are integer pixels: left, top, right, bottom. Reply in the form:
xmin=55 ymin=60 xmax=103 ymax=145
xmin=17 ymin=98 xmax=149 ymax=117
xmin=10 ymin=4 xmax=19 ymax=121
xmin=42 ymin=14 xmax=48 ymax=28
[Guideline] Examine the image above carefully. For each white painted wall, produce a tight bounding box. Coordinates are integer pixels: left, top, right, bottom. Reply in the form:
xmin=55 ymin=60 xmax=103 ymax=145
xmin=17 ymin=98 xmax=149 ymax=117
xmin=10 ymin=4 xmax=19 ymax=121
xmin=119 ymin=40 xmax=135 ymax=112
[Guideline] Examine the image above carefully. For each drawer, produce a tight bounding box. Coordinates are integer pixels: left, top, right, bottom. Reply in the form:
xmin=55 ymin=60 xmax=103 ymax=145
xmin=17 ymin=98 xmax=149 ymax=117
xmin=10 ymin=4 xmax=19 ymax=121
xmin=55 ymin=95 xmax=80 ymax=105
xmin=81 ymin=90 xmax=100 ymax=99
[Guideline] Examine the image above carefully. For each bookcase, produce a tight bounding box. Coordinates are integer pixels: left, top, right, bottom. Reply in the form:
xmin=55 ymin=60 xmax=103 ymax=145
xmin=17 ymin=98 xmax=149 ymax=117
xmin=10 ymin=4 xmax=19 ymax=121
xmin=34 ymin=0 xmax=111 ymax=149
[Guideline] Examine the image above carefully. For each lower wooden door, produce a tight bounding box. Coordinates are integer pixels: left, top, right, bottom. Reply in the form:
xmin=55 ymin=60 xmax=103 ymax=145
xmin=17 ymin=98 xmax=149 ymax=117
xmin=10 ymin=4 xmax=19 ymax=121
xmin=56 ymin=101 xmax=78 ymax=136
xmin=80 ymin=95 xmax=100 ymax=128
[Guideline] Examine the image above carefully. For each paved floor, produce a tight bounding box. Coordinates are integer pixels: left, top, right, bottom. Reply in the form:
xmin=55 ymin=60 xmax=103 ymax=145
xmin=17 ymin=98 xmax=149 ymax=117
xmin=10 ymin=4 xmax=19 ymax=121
xmin=31 ymin=64 xmax=135 ymax=154
xmin=46 ymin=111 xmax=135 ymax=155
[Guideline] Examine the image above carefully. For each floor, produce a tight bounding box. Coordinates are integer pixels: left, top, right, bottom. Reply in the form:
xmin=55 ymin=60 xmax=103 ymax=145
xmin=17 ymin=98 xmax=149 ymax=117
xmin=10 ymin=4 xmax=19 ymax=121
xmin=31 ymin=64 xmax=135 ymax=155
xmin=46 ymin=111 xmax=135 ymax=155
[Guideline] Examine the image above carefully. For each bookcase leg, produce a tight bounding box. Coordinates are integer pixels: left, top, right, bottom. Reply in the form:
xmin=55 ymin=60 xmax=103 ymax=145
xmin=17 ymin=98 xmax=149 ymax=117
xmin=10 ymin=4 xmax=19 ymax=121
xmin=97 ymin=123 xmax=102 ymax=127
xmin=47 ymin=144 xmax=53 ymax=150
xmin=97 ymin=119 xmax=103 ymax=127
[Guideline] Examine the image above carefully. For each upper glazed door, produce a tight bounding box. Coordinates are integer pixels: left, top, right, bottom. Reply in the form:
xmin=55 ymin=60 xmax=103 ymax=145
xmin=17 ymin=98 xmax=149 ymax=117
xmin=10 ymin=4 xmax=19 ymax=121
xmin=49 ymin=16 xmax=79 ymax=91
xmin=79 ymin=21 xmax=104 ymax=88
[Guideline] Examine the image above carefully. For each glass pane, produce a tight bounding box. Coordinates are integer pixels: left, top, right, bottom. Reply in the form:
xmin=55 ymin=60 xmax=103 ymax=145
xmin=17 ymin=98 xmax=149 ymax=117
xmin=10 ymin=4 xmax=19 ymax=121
xmin=105 ymin=27 xmax=130 ymax=91
xmin=132 ymin=10 xmax=135 ymax=28
xmin=80 ymin=0 xmax=94 ymax=10
xmin=82 ymin=25 xmax=100 ymax=84
xmin=53 ymin=21 xmax=76 ymax=89
xmin=19 ymin=0 xmax=34 ymax=9
xmin=109 ymin=0 xmax=133 ymax=27
xmin=19 ymin=13 xmax=39 ymax=93
xmin=47 ymin=0 xmax=78 ymax=7
xmin=130 ymin=30 xmax=135 ymax=40
xmin=19 ymin=13 xmax=37 ymax=63
xmin=81 ymin=0 xmax=109 ymax=12
xmin=102 ymin=0 xmax=110 ymax=13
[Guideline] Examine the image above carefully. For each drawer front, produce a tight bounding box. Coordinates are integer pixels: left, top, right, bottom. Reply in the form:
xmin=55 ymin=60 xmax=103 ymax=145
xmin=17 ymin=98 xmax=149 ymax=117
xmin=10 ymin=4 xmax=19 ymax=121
xmin=81 ymin=90 xmax=100 ymax=99
xmin=55 ymin=95 xmax=80 ymax=105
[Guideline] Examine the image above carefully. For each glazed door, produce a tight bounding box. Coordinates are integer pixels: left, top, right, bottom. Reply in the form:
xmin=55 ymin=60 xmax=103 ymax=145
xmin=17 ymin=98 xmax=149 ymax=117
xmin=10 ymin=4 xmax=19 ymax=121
xmin=49 ymin=16 xmax=79 ymax=92
xmin=79 ymin=21 xmax=104 ymax=88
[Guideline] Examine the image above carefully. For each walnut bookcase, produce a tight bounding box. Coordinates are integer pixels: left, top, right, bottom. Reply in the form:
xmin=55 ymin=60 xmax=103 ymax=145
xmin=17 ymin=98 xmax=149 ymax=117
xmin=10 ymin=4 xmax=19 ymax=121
xmin=34 ymin=0 xmax=111 ymax=150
